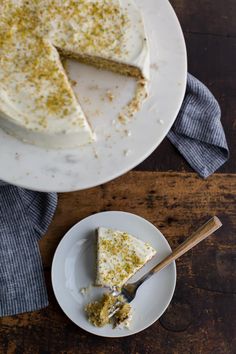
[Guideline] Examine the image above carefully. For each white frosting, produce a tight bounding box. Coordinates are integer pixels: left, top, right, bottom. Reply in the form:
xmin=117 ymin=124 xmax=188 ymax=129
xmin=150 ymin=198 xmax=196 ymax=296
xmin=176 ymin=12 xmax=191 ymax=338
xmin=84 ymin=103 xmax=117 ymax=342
xmin=96 ymin=227 xmax=156 ymax=289
xmin=120 ymin=0 xmax=150 ymax=80
xmin=0 ymin=0 xmax=149 ymax=149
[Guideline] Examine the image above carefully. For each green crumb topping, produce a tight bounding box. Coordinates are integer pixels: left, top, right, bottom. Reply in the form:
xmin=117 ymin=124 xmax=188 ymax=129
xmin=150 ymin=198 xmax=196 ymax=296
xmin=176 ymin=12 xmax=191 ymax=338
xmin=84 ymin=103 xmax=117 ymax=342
xmin=0 ymin=0 xmax=129 ymax=128
xmin=97 ymin=229 xmax=156 ymax=288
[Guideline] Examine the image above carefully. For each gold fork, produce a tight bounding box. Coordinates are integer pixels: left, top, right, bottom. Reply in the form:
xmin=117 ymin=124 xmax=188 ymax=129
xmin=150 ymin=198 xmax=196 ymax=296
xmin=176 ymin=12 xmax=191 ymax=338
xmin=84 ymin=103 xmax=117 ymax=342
xmin=110 ymin=216 xmax=222 ymax=316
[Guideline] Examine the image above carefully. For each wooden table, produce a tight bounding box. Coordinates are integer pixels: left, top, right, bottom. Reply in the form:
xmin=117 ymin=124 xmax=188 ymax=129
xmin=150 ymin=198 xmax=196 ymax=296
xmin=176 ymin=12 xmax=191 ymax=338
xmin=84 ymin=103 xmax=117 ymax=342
xmin=1 ymin=1 xmax=235 ymax=353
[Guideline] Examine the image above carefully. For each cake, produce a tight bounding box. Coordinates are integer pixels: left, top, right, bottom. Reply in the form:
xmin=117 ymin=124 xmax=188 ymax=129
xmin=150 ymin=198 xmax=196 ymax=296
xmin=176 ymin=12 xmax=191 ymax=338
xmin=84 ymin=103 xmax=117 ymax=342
xmin=0 ymin=0 xmax=150 ymax=149
xmin=85 ymin=227 xmax=156 ymax=328
xmin=85 ymin=293 xmax=131 ymax=328
xmin=96 ymin=227 xmax=157 ymax=289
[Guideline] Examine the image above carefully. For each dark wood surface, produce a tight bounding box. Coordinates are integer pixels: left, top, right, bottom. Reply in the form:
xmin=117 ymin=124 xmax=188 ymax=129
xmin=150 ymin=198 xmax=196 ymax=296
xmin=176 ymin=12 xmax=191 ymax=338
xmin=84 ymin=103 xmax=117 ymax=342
xmin=1 ymin=1 xmax=236 ymax=353
xmin=1 ymin=172 xmax=236 ymax=353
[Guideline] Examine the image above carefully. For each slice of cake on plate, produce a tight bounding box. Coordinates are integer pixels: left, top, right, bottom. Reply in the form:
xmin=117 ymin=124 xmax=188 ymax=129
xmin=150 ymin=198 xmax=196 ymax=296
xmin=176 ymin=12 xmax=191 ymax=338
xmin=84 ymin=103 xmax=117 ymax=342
xmin=96 ymin=227 xmax=157 ymax=289
xmin=0 ymin=0 xmax=150 ymax=148
xmin=85 ymin=226 xmax=156 ymax=328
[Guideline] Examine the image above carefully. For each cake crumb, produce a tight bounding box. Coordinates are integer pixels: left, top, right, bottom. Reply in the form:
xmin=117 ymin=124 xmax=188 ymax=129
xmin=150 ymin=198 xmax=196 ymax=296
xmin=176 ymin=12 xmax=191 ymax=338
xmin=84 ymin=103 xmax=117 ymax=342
xmin=70 ymin=79 xmax=77 ymax=87
xmin=106 ymin=90 xmax=115 ymax=102
xmin=123 ymin=149 xmax=131 ymax=157
xmin=94 ymin=109 xmax=101 ymax=116
xmin=15 ymin=153 xmax=20 ymax=160
xmin=93 ymin=149 xmax=99 ymax=159
xmin=124 ymin=129 xmax=132 ymax=137
xmin=83 ymin=97 xmax=92 ymax=105
xmin=85 ymin=293 xmax=131 ymax=328
xmin=88 ymin=84 xmax=99 ymax=91
xmin=118 ymin=114 xmax=128 ymax=124
xmin=80 ymin=287 xmax=88 ymax=295
xmin=119 ymin=79 xmax=148 ymax=122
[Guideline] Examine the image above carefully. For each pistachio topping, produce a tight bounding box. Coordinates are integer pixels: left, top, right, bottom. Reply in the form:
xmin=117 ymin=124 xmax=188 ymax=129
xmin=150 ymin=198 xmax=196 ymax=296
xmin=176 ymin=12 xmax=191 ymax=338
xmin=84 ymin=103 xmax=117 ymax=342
xmin=0 ymin=0 xmax=129 ymax=130
xmin=96 ymin=227 xmax=157 ymax=289
xmin=0 ymin=0 xmax=149 ymax=148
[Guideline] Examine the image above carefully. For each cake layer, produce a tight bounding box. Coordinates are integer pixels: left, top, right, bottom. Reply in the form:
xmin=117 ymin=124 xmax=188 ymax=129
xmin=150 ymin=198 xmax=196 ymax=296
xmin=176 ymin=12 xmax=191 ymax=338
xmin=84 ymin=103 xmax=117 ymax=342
xmin=96 ymin=227 xmax=156 ymax=289
xmin=0 ymin=0 xmax=149 ymax=148
xmin=46 ymin=0 xmax=150 ymax=80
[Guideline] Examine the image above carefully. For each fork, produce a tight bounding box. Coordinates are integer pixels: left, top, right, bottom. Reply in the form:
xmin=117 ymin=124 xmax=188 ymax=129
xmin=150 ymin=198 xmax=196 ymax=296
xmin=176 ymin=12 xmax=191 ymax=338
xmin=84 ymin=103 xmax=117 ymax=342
xmin=111 ymin=216 xmax=222 ymax=312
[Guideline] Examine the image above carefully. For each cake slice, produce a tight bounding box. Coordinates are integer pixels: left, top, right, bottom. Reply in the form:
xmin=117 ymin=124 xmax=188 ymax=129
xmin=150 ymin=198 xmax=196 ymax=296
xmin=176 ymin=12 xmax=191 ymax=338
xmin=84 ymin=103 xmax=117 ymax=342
xmin=96 ymin=227 xmax=156 ymax=289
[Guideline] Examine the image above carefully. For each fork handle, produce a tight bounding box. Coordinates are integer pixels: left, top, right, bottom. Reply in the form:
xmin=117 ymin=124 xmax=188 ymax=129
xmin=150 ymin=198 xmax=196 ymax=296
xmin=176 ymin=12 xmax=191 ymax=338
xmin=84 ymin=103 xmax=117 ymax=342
xmin=151 ymin=216 xmax=222 ymax=274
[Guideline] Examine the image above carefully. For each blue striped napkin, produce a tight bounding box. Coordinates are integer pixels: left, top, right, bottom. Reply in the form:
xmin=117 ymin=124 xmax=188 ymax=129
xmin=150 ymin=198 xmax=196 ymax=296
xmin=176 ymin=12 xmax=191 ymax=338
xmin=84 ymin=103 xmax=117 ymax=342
xmin=168 ymin=74 xmax=229 ymax=177
xmin=0 ymin=183 xmax=57 ymax=316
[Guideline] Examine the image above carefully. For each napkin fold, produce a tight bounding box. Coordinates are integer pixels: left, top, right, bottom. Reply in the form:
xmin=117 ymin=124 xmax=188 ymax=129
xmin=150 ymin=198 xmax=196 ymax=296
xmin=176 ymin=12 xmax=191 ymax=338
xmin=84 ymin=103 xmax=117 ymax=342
xmin=168 ymin=74 xmax=229 ymax=178
xmin=0 ymin=183 xmax=57 ymax=317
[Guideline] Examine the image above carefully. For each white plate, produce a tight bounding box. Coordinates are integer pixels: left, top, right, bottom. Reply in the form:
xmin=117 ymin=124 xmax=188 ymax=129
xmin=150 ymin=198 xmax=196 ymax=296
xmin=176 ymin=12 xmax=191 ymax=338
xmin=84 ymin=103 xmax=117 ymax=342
xmin=51 ymin=211 xmax=176 ymax=337
xmin=0 ymin=0 xmax=187 ymax=192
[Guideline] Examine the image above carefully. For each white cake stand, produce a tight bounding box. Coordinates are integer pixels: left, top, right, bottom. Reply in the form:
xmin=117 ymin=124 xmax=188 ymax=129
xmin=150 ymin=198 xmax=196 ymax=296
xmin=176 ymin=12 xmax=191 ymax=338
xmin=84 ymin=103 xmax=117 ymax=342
xmin=0 ymin=0 xmax=187 ymax=192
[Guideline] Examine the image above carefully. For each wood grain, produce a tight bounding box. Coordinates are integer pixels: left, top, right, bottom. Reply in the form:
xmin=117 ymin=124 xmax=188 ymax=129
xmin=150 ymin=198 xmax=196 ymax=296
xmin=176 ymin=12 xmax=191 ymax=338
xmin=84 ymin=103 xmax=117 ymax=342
xmin=0 ymin=171 xmax=235 ymax=354
xmin=151 ymin=217 xmax=222 ymax=274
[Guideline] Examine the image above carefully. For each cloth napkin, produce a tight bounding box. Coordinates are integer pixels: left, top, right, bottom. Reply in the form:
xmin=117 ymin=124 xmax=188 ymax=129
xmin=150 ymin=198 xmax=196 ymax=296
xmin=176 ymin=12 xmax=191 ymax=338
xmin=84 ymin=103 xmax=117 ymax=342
xmin=168 ymin=73 xmax=229 ymax=178
xmin=0 ymin=181 xmax=57 ymax=316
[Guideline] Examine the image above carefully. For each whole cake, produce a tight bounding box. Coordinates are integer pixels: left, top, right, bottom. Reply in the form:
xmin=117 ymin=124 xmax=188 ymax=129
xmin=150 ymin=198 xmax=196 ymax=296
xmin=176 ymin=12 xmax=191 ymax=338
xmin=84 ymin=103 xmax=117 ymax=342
xmin=0 ymin=0 xmax=150 ymax=148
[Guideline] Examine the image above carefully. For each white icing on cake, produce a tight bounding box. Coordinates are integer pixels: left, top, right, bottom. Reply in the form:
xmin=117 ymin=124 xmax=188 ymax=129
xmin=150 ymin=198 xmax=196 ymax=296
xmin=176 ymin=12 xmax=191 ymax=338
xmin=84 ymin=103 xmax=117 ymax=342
xmin=96 ymin=227 xmax=156 ymax=289
xmin=0 ymin=0 xmax=149 ymax=149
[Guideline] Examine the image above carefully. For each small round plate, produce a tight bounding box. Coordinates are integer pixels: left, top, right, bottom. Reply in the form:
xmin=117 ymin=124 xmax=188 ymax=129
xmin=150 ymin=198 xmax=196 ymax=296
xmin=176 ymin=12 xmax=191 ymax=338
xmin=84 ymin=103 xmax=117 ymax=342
xmin=0 ymin=0 xmax=187 ymax=192
xmin=51 ymin=211 xmax=176 ymax=337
